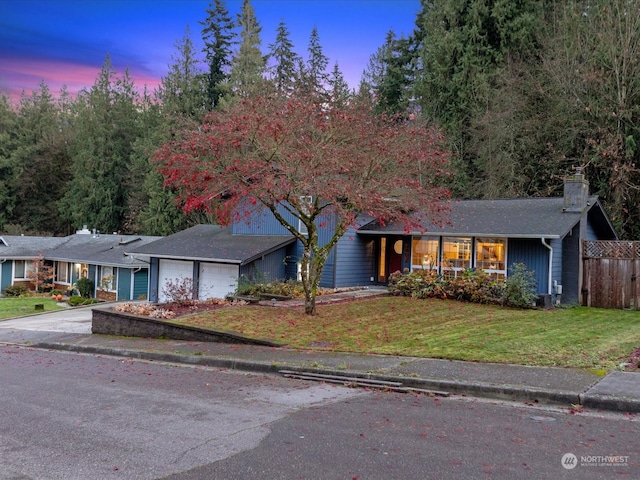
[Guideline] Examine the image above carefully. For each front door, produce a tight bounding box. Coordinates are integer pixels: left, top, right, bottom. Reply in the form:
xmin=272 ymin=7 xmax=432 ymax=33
xmin=378 ymin=236 xmax=406 ymax=283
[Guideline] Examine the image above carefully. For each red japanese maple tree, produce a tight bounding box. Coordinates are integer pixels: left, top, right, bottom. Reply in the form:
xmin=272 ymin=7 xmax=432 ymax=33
xmin=156 ymin=91 xmax=450 ymax=314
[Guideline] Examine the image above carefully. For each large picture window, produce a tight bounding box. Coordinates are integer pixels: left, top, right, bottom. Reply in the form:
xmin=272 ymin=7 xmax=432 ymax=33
xmin=442 ymin=237 xmax=472 ymax=278
xmin=476 ymin=238 xmax=507 ymax=279
xmin=100 ymin=266 xmax=116 ymax=291
xmin=412 ymin=237 xmax=439 ymax=270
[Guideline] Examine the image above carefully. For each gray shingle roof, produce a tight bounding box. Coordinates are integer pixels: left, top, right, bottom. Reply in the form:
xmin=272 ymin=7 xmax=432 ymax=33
xmin=0 ymin=235 xmax=69 ymax=259
xmin=358 ymin=196 xmax=615 ymax=239
xmin=127 ymin=225 xmax=296 ymax=265
xmin=0 ymin=233 xmax=162 ymax=266
xmin=46 ymin=234 xmax=163 ymax=266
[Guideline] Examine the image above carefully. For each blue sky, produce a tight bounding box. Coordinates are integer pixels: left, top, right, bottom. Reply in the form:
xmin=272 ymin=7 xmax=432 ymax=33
xmin=0 ymin=0 xmax=420 ymax=102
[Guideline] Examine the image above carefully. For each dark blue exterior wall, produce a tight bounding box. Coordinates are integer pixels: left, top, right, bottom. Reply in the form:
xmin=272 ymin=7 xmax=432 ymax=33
xmin=0 ymin=261 xmax=12 ymax=291
xmin=507 ymin=239 xmax=550 ymax=295
xmin=133 ymin=269 xmax=148 ymax=299
xmin=149 ymin=257 xmax=160 ymax=302
xmin=118 ymin=268 xmax=132 ymax=300
xmin=334 ymin=231 xmax=377 ymax=287
xmin=239 ymin=247 xmax=289 ymax=283
xmin=562 ymin=223 xmax=582 ymax=304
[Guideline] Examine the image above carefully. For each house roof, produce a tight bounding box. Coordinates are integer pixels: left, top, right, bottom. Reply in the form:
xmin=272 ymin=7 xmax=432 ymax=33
xmin=0 ymin=235 xmax=69 ymax=259
xmin=127 ymin=225 xmax=296 ymax=265
xmin=0 ymin=233 xmax=162 ymax=267
xmin=358 ymin=196 xmax=618 ymax=239
xmin=45 ymin=234 xmax=163 ymax=267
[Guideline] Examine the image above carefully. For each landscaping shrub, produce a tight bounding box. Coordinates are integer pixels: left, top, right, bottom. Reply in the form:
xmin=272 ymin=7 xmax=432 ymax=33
xmin=161 ymin=277 xmax=195 ymax=306
xmin=501 ymin=263 xmax=537 ymax=308
xmin=76 ymin=277 xmax=93 ymax=298
xmin=388 ymin=264 xmax=537 ymax=309
xmin=68 ymin=295 xmax=99 ymax=306
xmin=235 ymin=276 xmax=304 ymax=298
xmin=447 ymin=269 xmax=503 ymax=304
xmin=2 ymin=284 xmax=28 ymax=297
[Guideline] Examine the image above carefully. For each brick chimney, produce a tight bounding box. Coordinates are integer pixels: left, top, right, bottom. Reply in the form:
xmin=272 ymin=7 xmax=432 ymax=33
xmin=563 ymin=167 xmax=589 ymax=213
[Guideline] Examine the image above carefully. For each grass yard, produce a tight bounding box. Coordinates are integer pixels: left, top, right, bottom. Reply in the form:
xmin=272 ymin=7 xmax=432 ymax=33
xmin=170 ymin=296 xmax=640 ymax=371
xmin=0 ymin=297 xmax=66 ymax=320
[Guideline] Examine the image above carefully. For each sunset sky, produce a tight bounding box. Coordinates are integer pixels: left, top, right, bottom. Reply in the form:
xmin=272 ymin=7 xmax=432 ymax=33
xmin=0 ymin=0 xmax=420 ymax=103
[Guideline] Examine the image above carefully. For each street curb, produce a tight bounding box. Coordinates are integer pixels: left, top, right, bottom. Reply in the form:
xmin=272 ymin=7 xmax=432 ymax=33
xmin=32 ymin=342 xmax=586 ymax=409
xmin=580 ymin=393 xmax=640 ymax=414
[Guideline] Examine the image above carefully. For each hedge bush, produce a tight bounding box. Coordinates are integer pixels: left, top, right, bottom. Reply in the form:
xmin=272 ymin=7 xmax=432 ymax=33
xmin=2 ymin=284 xmax=29 ymax=297
xmin=388 ymin=263 xmax=537 ymax=309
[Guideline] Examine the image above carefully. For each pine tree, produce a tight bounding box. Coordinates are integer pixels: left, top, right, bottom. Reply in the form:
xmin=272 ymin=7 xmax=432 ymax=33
xmin=60 ymin=55 xmax=141 ymax=233
xmin=228 ymin=0 xmax=266 ymax=98
xmin=299 ymin=27 xmax=329 ymax=99
xmin=0 ymin=92 xmax=18 ymax=231
xmin=267 ymin=21 xmax=301 ymax=94
xmin=363 ymin=30 xmax=415 ymax=115
xmin=328 ymin=62 xmax=351 ymax=107
xmin=11 ymin=82 xmax=73 ymax=234
xmin=158 ymin=26 xmax=206 ymax=119
xmin=200 ymin=0 xmax=235 ymax=109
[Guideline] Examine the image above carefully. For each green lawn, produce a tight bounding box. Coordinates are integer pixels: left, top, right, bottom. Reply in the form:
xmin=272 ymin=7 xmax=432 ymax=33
xmin=170 ymin=296 xmax=640 ymax=371
xmin=0 ymin=297 xmax=66 ymax=320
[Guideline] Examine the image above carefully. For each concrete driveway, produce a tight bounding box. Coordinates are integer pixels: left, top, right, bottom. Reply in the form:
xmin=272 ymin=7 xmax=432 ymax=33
xmin=0 ymin=305 xmax=94 ymax=334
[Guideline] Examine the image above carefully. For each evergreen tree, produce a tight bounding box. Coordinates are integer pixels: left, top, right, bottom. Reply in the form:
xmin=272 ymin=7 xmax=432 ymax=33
xmin=363 ymin=30 xmax=415 ymax=115
xmin=200 ymin=0 xmax=235 ymax=109
xmin=415 ymin=0 xmax=543 ymax=196
xmin=158 ymin=26 xmax=206 ymax=119
xmin=228 ymin=0 xmax=266 ymax=98
xmin=267 ymin=21 xmax=301 ymax=94
xmin=299 ymin=27 xmax=329 ymax=99
xmin=12 ymin=82 xmax=73 ymax=234
xmin=327 ymin=62 xmax=351 ymax=107
xmin=0 ymin=92 xmax=18 ymax=231
xmin=60 ymin=55 xmax=141 ymax=233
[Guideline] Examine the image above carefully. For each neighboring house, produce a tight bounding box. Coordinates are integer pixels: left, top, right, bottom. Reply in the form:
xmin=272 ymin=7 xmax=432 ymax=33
xmin=128 ymin=224 xmax=296 ymax=302
xmin=132 ymin=171 xmax=617 ymax=305
xmin=0 ymin=236 xmax=68 ymax=292
xmin=0 ymin=229 xmax=161 ymax=301
xmin=45 ymin=229 xmax=162 ymax=301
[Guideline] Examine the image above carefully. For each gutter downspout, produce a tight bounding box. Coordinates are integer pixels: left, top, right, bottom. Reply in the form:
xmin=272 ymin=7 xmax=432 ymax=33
xmin=541 ymin=238 xmax=553 ymax=295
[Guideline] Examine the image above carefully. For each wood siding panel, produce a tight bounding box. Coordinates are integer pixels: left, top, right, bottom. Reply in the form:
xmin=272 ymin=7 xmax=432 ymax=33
xmin=133 ymin=269 xmax=148 ymax=300
xmin=117 ymin=268 xmax=132 ymax=301
xmin=506 ymin=239 xmax=549 ymax=295
xmin=239 ymin=247 xmax=288 ymax=283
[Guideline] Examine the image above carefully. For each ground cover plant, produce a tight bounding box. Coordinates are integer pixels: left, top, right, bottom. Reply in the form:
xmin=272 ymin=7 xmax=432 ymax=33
xmin=167 ymin=296 xmax=640 ymax=371
xmin=0 ymin=297 xmax=66 ymax=320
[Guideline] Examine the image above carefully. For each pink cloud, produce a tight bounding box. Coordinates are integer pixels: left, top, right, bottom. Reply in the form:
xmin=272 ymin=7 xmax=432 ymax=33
xmin=0 ymin=58 xmax=163 ymax=104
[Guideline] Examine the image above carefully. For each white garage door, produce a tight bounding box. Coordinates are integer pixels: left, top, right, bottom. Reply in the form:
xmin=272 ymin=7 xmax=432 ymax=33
xmin=199 ymin=263 xmax=239 ymax=300
xmin=158 ymin=259 xmax=194 ymax=303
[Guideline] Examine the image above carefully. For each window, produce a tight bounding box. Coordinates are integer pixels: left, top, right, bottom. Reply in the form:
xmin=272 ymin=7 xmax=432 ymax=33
xmin=298 ymin=195 xmax=313 ymax=236
xmin=55 ymin=262 xmax=71 ymax=284
xmin=441 ymin=237 xmax=472 ymax=278
xmin=14 ymin=260 xmax=31 ymax=280
xmin=100 ymin=266 xmax=116 ymax=291
xmin=412 ymin=237 xmax=439 ymax=270
xmin=476 ymin=238 xmax=507 ymax=279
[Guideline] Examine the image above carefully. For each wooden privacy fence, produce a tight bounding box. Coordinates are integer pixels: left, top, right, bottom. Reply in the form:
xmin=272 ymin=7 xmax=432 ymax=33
xmin=582 ymin=240 xmax=640 ymax=309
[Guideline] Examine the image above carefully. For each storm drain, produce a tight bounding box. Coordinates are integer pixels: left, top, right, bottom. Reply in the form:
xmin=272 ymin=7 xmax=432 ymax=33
xmin=279 ymin=370 xmax=449 ymax=397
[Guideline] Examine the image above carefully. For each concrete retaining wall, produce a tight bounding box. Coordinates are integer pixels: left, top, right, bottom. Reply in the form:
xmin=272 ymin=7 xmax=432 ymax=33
xmin=92 ymin=308 xmax=281 ymax=347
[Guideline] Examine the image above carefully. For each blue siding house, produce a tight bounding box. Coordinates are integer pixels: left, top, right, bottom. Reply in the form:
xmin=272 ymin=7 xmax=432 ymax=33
xmin=0 ymin=230 xmax=160 ymax=301
xmin=129 ymin=171 xmax=617 ymax=306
